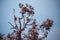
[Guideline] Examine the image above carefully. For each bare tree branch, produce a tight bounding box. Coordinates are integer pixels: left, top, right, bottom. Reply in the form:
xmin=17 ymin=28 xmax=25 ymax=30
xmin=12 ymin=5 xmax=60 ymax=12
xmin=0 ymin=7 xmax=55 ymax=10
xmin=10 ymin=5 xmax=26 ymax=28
xmin=8 ymin=22 xmax=15 ymax=28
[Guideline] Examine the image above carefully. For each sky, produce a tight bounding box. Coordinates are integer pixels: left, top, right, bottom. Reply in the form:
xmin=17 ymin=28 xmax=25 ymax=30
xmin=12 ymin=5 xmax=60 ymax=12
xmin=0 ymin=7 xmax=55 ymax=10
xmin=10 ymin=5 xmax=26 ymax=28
xmin=0 ymin=0 xmax=60 ymax=40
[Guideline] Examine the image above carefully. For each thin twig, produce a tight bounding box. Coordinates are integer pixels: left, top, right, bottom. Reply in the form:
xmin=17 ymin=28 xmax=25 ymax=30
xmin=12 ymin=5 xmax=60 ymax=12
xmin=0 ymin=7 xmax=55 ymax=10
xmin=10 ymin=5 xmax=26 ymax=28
xmin=13 ymin=9 xmax=16 ymax=25
xmin=13 ymin=9 xmax=19 ymax=30
xmin=8 ymin=22 xmax=15 ymax=28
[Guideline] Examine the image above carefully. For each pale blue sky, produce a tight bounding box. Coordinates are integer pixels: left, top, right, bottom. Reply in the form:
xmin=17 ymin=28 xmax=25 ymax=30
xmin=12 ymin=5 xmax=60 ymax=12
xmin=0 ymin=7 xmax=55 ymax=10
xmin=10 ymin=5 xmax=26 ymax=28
xmin=0 ymin=0 xmax=60 ymax=40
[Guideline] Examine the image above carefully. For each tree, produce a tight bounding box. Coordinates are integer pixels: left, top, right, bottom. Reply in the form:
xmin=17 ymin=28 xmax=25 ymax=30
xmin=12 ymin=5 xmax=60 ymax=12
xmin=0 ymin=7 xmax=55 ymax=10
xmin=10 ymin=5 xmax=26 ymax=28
xmin=2 ymin=3 xmax=54 ymax=40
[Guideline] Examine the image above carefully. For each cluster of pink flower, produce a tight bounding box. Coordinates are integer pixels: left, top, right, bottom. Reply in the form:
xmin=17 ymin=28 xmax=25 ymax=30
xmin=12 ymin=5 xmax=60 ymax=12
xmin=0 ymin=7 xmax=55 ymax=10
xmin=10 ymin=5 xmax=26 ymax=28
xmin=19 ymin=3 xmax=34 ymax=18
